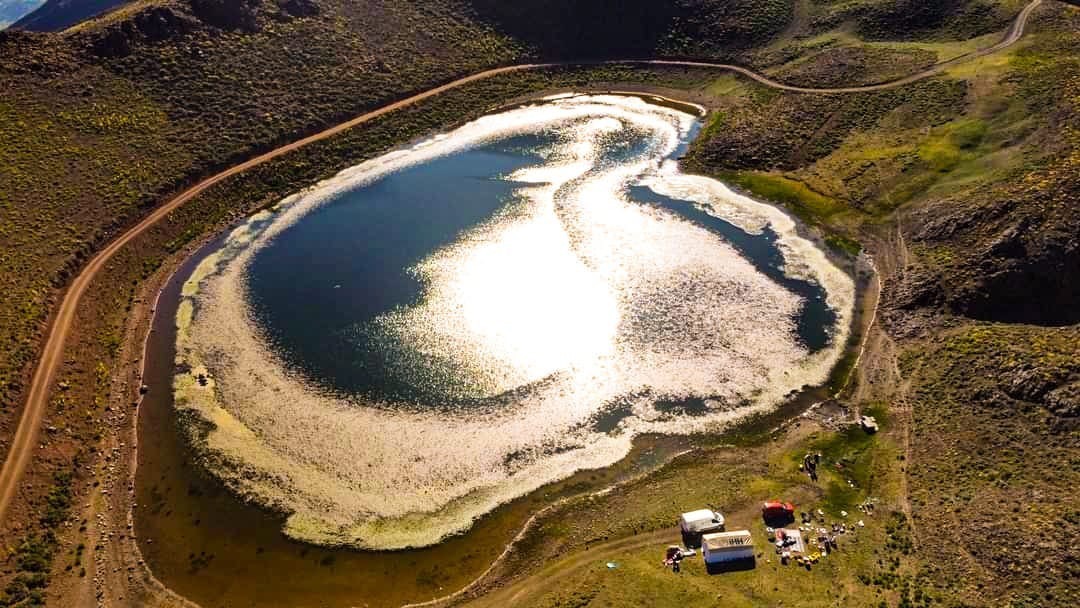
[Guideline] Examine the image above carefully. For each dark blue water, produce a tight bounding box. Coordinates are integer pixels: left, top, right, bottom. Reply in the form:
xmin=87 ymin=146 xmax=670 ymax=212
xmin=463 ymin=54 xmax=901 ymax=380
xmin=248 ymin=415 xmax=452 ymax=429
xmin=627 ymin=186 xmax=836 ymax=350
xmin=247 ymin=135 xmax=550 ymax=403
xmin=246 ymin=124 xmax=835 ymax=406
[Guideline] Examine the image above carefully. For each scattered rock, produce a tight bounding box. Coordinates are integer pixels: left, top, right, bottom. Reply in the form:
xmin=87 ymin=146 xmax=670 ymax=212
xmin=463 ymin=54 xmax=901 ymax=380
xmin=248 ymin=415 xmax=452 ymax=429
xmin=1044 ymin=382 xmax=1080 ymax=419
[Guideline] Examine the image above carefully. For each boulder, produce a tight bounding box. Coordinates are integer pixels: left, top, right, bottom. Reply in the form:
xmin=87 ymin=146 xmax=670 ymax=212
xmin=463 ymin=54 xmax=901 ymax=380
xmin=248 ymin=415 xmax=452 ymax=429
xmin=279 ymin=0 xmax=319 ymax=18
xmin=132 ymin=6 xmax=192 ymax=42
xmin=91 ymin=27 xmax=131 ymax=57
xmin=1004 ymin=366 xmax=1060 ymax=402
xmin=189 ymin=0 xmax=263 ymax=32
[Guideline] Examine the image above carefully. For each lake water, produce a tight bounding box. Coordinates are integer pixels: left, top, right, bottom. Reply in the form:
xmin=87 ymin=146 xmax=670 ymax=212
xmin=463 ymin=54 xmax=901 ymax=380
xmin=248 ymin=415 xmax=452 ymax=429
xmin=173 ymin=94 xmax=854 ymax=550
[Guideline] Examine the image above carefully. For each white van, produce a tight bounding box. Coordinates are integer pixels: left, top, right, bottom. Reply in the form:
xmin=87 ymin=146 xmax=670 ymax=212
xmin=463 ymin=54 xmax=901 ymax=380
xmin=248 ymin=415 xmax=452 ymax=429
xmin=679 ymin=509 xmax=725 ymax=535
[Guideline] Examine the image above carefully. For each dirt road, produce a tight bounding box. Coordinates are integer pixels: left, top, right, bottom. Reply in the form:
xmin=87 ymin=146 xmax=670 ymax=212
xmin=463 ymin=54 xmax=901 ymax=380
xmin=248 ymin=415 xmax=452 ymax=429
xmin=646 ymin=0 xmax=1042 ymax=94
xmin=0 ymin=0 xmax=1043 ymax=581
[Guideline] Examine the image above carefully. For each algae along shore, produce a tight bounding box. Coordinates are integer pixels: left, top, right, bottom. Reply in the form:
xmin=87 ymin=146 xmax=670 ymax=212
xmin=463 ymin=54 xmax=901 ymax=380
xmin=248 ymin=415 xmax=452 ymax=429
xmin=166 ymin=93 xmax=854 ymax=553
xmin=2 ymin=1 xmax=1077 ymax=607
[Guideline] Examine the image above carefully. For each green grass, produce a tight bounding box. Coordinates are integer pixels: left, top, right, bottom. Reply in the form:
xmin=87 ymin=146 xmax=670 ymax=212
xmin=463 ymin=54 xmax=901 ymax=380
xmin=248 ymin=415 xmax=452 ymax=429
xmin=825 ymin=234 xmax=863 ymax=256
xmin=504 ymin=406 xmax=904 ymax=608
xmin=719 ymin=171 xmax=847 ymax=224
xmin=917 ymin=118 xmax=988 ymax=171
xmin=804 ymin=404 xmax=888 ymax=515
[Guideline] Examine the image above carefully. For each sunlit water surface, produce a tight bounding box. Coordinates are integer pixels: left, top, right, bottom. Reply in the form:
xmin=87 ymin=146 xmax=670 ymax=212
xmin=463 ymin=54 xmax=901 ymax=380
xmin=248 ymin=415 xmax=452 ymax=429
xmin=174 ymin=95 xmax=854 ymax=549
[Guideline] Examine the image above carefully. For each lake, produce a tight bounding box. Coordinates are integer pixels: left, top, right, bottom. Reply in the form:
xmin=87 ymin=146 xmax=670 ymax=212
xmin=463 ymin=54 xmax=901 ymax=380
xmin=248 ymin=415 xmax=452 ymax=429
xmin=171 ymin=94 xmax=854 ymax=552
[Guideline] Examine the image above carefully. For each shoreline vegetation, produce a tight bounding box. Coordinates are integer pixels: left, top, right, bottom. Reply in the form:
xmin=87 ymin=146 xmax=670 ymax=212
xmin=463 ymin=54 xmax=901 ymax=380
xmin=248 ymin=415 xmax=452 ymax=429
xmin=0 ymin=0 xmax=1076 ymax=606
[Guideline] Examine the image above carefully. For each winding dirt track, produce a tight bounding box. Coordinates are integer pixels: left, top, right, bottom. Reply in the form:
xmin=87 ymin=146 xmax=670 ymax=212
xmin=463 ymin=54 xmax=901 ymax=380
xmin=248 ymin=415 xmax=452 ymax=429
xmin=0 ymin=0 xmax=1042 ymax=547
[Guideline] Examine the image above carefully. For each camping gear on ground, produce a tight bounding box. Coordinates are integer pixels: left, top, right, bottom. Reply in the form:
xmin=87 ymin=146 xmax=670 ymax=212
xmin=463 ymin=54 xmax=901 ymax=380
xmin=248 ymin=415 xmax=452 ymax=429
xmin=774 ymin=528 xmax=806 ymax=553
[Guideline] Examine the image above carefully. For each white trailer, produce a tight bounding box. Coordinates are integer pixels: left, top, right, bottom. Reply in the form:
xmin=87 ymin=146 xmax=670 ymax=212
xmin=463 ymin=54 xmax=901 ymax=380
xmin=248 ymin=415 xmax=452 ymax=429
xmin=702 ymin=530 xmax=755 ymax=564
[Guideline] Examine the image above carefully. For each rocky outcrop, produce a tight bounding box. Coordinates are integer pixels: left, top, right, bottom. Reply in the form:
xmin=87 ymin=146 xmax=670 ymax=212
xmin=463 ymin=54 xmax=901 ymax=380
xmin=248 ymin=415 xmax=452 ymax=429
xmin=1004 ymin=365 xmax=1072 ymax=403
xmin=88 ymin=6 xmax=193 ymax=57
xmin=91 ymin=26 xmax=130 ymax=57
xmin=188 ymin=0 xmax=263 ymax=32
xmin=950 ymin=238 xmax=1080 ymax=326
xmin=132 ymin=6 xmax=192 ymax=41
xmin=1000 ymin=363 xmax=1079 ymax=427
xmin=901 ymin=160 xmax=1080 ymax=328
xmin=279 ymin=0 xmax=319 ymax=19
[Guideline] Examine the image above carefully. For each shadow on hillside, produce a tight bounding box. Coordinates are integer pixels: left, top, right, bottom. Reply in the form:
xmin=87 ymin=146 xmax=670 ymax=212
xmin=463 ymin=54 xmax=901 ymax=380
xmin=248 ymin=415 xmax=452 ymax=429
xmin=465 ymin=0 xmax=677 ymax=59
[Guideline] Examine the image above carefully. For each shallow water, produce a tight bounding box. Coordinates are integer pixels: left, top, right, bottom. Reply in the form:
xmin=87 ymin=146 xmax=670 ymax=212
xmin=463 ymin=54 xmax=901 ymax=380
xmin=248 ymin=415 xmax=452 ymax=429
xmin=173 ymin=94 xmax=854 ymax=551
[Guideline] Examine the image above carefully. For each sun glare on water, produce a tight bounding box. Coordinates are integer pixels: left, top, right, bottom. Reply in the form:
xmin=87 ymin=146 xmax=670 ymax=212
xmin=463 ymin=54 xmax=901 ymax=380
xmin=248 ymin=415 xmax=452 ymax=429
xmin=173 ymin=95 xmax=855 ymax=550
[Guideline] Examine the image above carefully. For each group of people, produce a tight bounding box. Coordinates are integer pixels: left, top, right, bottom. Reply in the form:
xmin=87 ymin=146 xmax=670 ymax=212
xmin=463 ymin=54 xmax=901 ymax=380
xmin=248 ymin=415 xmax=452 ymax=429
xmin=800 ymin=452 xmax=822 ymax=481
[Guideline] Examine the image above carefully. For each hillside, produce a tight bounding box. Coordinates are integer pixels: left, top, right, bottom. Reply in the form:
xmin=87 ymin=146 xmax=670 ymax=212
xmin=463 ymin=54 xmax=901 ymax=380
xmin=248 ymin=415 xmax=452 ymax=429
xmin=10 ymin=0 xmax=129 ymax=31
xmin=0 ymin=0 xmax=1076 ymax=606
xmin=0 ymin=0 xmax=44 ymax=29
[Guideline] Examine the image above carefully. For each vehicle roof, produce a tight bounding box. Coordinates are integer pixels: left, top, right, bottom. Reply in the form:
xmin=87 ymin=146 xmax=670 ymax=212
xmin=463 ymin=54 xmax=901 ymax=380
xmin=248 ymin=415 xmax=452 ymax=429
xmin=681 ymin=509 xmax=719 ymax=521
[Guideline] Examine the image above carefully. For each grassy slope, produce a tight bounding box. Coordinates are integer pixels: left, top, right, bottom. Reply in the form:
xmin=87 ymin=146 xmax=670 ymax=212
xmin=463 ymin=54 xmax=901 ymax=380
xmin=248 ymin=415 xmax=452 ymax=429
xmin=903 ymin=326 xmax=1078 ymax=607
xmin=473 ymin=412 xmax=909 ymax=608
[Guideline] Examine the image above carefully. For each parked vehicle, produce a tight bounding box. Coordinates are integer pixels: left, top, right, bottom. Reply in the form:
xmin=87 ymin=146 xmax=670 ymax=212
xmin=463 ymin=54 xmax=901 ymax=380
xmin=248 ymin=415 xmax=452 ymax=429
xmin=679 ymin=509 xmax=725 ymax=535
